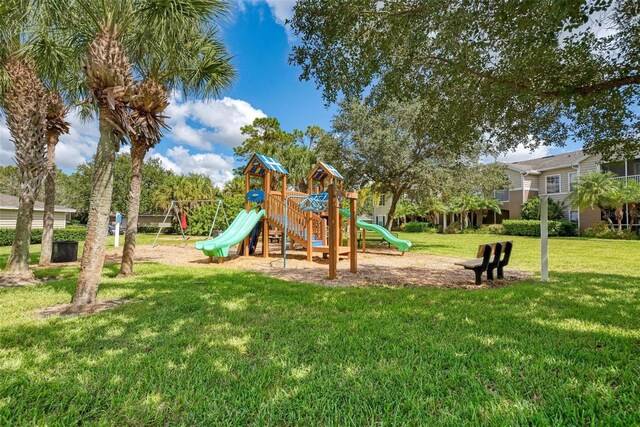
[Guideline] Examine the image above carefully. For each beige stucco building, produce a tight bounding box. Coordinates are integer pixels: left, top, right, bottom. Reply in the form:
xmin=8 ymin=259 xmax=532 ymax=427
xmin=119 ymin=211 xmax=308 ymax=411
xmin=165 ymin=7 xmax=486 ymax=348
xmin=372 ymin=149 xmax=639 ymax=231
xmin=0 ymin=193 xmax=75 ymax=229
xmin=496 ymin=150 xmax=634 ymax=230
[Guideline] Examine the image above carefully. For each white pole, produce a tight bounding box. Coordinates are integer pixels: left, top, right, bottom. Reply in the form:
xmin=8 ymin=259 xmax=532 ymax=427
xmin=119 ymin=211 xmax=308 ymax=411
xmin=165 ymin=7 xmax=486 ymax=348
xmin=540 ymin=195 xmax=549 ymax=282
xmin=114 ymin=212 xmax=121 ymax=248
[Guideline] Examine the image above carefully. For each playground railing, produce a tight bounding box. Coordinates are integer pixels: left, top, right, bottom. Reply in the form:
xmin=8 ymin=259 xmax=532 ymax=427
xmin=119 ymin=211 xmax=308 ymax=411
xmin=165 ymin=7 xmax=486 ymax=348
xmin=268 ymin=194 xmax=324 ymax=244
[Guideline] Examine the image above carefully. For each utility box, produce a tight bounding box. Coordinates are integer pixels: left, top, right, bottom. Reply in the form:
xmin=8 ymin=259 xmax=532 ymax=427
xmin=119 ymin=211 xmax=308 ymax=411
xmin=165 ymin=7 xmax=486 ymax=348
xmin=51 ymin=240 xmax=79 ymax=263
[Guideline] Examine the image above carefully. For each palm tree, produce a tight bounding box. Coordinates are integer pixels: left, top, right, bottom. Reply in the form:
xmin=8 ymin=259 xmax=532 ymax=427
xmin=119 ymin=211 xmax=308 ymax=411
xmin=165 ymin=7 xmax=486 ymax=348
xmin=450 ymin=194 xmax=479 ymax=229
xmin=622 ymin=181 xmax=640 ymax=231
xmin=119 ymin=34 xmax=233 ymax=276
xmin=567 ymin=171 xmax=617 ymax=230
xmin=0 ymin=56 xmax=48 ymax=280
xmin=474 ymin=195 xmax=502 ymax=226
xmin=61 ymin=0 xmax=232 ymax=311
xmin=0 ymin=2 xmax=52 ymax=280
xmin=38 ymin=90 xmax=70 ymax=267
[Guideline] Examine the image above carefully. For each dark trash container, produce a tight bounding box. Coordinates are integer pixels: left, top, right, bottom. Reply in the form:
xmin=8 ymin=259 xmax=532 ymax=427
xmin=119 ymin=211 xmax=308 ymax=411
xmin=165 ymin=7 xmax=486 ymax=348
xmin=51 ymin=240 xmax=79 ymax=263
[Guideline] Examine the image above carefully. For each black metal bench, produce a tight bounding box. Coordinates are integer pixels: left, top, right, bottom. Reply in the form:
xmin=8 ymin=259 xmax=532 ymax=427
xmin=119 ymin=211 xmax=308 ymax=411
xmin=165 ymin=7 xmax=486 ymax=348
xmin=455 ymin=241 xmax=513 ymax=285
xmin=356 ymin=231 xmax=399 ymax=249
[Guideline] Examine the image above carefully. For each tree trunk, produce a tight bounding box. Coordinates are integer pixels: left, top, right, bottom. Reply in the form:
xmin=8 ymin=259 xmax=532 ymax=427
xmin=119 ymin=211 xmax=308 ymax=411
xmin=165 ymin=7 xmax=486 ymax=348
xmin=629 ymin=203 xmax=637 ymax=231
xmin=4 ymin=196 xmax=36 ymax=278
xmin=118 ymin=140 xmax=146 ymax=277
xmin=385 ymin=190 xmax=402 ymax=231
xmin=616 ymin=208 xmax=623 ymax=232
xmin=39 ymin=132 xmax=58 ymax=267
xmin=71 ymin=117 xmax=118 ymax=307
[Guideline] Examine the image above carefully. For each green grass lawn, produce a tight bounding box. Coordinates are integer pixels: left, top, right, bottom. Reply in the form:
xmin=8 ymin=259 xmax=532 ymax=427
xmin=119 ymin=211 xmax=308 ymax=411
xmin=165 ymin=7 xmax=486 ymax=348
xmin=1 ymin=235 xmax=639 ymax=425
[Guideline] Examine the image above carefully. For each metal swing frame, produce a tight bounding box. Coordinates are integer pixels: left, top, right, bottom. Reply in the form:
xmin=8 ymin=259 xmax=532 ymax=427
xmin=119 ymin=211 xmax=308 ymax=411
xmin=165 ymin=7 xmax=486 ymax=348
xmin=152 ymin=199 xmax=229 ymax=247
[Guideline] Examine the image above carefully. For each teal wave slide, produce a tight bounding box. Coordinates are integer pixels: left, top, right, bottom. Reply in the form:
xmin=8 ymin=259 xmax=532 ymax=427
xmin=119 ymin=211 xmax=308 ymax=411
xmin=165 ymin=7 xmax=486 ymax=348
xmin=339 ymin=208 xmax=412 ymax=252
xmin=195 ymin=209 xmax=266 ymax=258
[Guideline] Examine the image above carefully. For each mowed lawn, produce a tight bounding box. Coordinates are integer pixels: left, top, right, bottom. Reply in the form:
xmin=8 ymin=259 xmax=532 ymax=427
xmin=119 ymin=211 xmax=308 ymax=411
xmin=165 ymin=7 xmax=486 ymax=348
xmin=1 ymin=235 xmax=639 ymax=425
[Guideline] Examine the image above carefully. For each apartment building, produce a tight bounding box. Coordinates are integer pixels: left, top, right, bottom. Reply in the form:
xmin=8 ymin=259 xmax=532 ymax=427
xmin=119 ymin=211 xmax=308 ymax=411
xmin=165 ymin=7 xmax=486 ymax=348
xmin=496 ymin=150 xmax=639 ymax=230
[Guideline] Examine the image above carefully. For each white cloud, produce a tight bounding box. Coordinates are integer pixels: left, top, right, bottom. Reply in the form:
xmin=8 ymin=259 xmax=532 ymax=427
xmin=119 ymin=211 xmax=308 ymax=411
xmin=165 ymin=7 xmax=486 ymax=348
xmin=485 ymin=143 xmax=551 ymax=164
xmin=236 ymin=0 xmax=296 ymax=40
xmin=151 ymin=146 xmax=235 ymax=188
xmin=1 ymin=109 xmax=99 ymax=170
xmin=165 ymin=96 xmax=266 ymax=150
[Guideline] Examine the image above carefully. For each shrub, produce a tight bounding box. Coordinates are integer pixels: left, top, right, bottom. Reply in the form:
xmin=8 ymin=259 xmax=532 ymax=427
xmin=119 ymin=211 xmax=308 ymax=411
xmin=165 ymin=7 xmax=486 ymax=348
xmin=444 ymin=221 xmax=461 ymax=234
xmin=402 ymin=221 xmax=431 ymax=232
xmin=0 ymin=226 xmax=87 ymax=246
xmin=521 ymin=197 xmax=566 ymax=221
xmin=583 ymin=221 xmax=639 ymax=239
xmin=502 ymin=219 xmax=577 ymax=237
xmin=483 ymin=224 xmax=506 ymax=235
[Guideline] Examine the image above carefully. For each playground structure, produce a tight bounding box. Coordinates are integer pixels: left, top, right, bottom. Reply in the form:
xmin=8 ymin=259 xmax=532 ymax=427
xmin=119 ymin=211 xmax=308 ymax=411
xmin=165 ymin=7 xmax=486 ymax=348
xmin=195 ymin=154 xmax=412 ymax=279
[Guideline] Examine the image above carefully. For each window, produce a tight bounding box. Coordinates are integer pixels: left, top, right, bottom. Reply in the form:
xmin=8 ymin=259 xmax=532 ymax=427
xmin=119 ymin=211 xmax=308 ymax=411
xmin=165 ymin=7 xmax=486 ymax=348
xmin=568 ymin=172 xmax=577 ymax=191
xmin=628 ymin=158 xmax=640 ymax=176
xmin=376 ymin=215 xmax=386 ymax=226
xmin=602 ymin=161 xmax=625 ymax=177
xmin=569 ymin=210 xmax=579 ymax=223
xmin=379 ymin=194 xmax=386 ymax=206
xmin=493 ymin=189 xmax=509 ymax=202
xmin=546 ymin=174 xmax=560 ymax=194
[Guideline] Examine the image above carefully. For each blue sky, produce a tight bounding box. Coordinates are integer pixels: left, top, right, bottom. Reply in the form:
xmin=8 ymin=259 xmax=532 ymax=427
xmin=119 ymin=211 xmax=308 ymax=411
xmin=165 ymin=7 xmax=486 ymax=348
xmin=0 ymin=0 xmax=578 ymax=186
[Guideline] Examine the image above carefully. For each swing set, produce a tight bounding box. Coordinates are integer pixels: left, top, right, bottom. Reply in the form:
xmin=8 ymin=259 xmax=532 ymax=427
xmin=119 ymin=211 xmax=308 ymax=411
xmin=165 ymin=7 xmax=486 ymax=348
xmin=152 ymin=199 xmax=229 ymax=247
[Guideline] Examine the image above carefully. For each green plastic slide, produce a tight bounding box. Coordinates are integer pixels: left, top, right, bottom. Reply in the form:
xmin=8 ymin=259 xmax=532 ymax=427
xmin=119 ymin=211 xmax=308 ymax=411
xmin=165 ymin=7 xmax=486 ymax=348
xmin=340 ymin=208 xmax=412 ymax=252
xmin=195 ymin=209 xmax=266 ymax=258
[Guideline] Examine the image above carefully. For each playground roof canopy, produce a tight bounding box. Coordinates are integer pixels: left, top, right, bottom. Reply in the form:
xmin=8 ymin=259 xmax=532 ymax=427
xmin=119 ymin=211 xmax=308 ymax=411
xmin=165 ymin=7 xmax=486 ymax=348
xmin=243 ymin=153 xmax=288 ymax=176
xmin=307 ymin=161 xmax=344 ymax=181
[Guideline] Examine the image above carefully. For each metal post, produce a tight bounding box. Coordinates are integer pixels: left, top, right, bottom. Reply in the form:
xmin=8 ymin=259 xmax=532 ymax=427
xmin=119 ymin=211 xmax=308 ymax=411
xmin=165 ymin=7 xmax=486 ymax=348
xmin=540 ymin=195 xmax=549 ymax=282
xmin=207 ymin=200 xmax=223 ymax=239
xmin=152 ymin=201 xmax=175 ymax=247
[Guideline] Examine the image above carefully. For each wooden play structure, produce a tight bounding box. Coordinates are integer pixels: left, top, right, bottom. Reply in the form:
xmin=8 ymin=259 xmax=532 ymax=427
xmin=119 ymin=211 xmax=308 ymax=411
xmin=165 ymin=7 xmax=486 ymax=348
xmin=241 ymin=154 xmax=358 ymax=279
xmin=197 ymin=153 xmax=409 ymax=279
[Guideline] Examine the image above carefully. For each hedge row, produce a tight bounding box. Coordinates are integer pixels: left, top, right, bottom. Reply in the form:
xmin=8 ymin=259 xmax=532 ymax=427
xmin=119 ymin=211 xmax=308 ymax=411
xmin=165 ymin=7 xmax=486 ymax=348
xmin=502 ymin=219 xmax=577 ymax=237
xmin=402 ymin=221 xmax=434 ymax=232
xmin=0 ymin=226 xmax=87 ymax=246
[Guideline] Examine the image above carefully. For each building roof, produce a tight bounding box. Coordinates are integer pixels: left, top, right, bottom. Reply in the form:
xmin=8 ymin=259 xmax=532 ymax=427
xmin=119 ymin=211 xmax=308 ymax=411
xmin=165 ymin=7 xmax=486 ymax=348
xmin=0 ymin=193 xmax=76 ymax=213
xmin=243 ymin=153 xmax=288 ymax=176
xmin=307 ymin=161 xmax=344 ymax=181
xmin=503 ymin=149 xmax=590 ymax=172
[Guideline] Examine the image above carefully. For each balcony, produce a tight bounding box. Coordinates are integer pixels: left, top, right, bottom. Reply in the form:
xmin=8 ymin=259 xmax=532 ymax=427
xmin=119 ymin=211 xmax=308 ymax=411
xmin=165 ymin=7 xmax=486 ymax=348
xmin=612 ymin=175 xmax=640 ymax=184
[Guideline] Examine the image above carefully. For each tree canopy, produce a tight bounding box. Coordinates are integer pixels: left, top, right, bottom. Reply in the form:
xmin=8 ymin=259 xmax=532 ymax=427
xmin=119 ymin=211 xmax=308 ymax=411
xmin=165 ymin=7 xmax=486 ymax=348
xmin=233 ymin=117 xmax=320 ymax=191
xmin=290 ymin=0 xmax=640 ymax=159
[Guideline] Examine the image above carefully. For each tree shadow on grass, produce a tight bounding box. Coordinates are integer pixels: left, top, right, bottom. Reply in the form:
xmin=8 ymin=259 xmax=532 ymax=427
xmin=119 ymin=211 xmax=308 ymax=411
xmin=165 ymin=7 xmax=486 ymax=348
xmin=1 ymin=267 xmax=639 ymax=425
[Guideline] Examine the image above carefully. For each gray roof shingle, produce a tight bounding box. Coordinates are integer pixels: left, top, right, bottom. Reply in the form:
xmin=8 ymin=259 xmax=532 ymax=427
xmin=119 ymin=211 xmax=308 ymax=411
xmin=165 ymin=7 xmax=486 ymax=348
xmin=0 ymin=193 xmax=76 ymax=213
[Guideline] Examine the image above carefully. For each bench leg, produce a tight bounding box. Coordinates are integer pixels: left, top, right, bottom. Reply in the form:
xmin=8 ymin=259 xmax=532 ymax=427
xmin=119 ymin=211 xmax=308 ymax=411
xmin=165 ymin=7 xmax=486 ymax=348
xmin=474 ymin=269 xmax=483 ymax=285
xmin=497 ymin=267 xmax=504 ymax=280
xmin=487 ymin=267 xmax=495 ymax=281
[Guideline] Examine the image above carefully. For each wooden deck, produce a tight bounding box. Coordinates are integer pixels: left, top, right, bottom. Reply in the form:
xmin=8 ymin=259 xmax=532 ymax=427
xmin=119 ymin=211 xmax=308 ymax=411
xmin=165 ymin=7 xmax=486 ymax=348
xmin=311 ymin=245 xmax=351 ymax=255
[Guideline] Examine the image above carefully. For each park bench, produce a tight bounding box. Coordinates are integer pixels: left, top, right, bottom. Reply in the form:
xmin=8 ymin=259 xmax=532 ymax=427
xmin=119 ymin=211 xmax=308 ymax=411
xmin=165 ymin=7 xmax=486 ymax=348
xmin=356 ymin=231 xmax=399 ymax=249
xmin=455 ymin=241 xmax=513 ymax=285
xmin=268 ymin=230 xmax=281 ymax=243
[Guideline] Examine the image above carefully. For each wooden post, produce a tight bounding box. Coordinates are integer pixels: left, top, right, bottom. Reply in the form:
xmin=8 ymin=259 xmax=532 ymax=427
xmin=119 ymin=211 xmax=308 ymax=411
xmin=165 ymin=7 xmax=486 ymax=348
xmin=349 ymin=196 xmax=357 ymax=273
xmin=328 ymin=184 xmax=338 ymax=280
xmin=362 ymin=229 xmax=366 ymax=252
xmin=262 ymin=172 xmax=271 ymax=258
xmin=244 ymin=174 xmax=250 ymax=211
xmin=262 ymin=219 xmax=269 ymax=258
xmin=541 ymin=195 xmax=549 ymax=281
xmin=281 ymin=173 xmax=287 ymax=198
xmin=243 ymin=174 xmax=250 ymax=256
